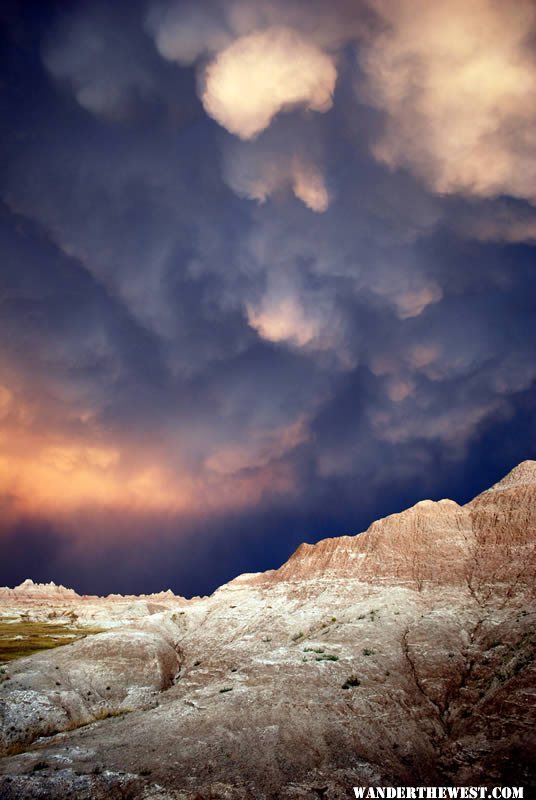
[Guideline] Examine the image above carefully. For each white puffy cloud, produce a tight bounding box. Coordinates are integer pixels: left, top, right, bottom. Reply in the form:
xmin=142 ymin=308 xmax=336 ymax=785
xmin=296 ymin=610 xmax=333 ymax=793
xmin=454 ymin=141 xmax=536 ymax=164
xmin=247 ymin=294 xmax=320 ymax=348
xmin=245 ymin=274 xmax=350 ymax=367
xmin=201 ymin=26 xmax=337 ymax=139
xmin=360 ymin=0 xmax=536 ymax=204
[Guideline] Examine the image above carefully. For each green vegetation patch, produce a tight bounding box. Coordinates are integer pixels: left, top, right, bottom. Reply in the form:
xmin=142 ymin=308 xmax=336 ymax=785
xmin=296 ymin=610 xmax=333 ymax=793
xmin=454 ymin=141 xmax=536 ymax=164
xmin=0 ymin=621 xmax=105 ymax=664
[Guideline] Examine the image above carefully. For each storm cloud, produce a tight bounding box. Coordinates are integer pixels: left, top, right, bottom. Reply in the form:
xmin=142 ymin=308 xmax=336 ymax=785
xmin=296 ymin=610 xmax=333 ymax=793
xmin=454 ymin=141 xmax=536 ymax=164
xmin=0 ymin=0 xmax=534 ymax=595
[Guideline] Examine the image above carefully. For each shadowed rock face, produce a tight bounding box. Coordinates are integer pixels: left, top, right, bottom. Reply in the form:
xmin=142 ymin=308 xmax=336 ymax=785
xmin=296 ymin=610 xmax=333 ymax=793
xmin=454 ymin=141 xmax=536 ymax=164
xmin=0 ymin=462 xmax=535 ymax=799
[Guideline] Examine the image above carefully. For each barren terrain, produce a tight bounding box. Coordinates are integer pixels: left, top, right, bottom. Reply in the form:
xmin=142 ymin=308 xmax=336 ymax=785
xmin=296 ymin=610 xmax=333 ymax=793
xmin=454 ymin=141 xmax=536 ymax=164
xmin=0 ymin=461 xmax=534 ymax=799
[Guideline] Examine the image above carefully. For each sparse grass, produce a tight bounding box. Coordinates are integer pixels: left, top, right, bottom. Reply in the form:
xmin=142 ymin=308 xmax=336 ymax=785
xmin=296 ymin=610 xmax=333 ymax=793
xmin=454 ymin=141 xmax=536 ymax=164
xmin=0 ymin=621 xmax=105 ymax=664
xmin=342 ymin=675 xmax=361 ymax=689
xmin=303 ymin=647 xmax=324 ymax=654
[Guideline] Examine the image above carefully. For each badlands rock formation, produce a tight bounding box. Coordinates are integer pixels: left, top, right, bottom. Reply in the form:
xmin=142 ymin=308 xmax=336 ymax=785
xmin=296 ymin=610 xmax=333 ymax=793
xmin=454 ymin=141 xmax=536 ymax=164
xmin=0 ymin=579 xmax=185 ymax=626
xmin=0 ymin=461 xmax=535 ymax=799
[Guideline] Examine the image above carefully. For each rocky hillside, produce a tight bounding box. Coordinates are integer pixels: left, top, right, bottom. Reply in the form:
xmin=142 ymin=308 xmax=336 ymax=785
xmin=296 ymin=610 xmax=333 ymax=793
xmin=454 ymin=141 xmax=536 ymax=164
xmin=0 ymin=579 xmax=186 ymax=627
xmin=0 ymin=461 xmax=534 ymax=799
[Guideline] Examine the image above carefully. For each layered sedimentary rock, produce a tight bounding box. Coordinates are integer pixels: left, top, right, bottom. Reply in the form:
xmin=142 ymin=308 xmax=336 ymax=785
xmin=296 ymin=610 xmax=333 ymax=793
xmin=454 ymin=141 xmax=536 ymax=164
xmin=0 ymin=579 xmax=186 ymax=627
xmin=0 ymin=462 xmax=534 ymax=799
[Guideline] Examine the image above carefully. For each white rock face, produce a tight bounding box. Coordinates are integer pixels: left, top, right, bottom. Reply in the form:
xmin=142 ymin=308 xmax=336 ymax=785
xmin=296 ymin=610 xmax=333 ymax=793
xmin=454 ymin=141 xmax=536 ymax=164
xmin=0 ymin=580 xmax=189 ymax=628
xmin=0 ymin=462 xmax=534 ymax=798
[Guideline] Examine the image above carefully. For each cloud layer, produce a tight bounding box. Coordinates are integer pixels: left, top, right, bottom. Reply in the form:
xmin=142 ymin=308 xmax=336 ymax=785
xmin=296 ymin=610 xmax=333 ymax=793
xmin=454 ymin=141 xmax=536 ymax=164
xmin=360 ymin=0 xmax=536 ymax=203
xmin=0 ymin=0 xmax=534 ymax=594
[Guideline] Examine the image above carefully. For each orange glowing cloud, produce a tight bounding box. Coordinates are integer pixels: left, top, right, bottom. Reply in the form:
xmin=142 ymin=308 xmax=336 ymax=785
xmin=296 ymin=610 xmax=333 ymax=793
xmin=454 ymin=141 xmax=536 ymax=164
xmin=0 ymin=433 xmax=194 ymax=517
xmin=0 ymin=371 xmax=307 ymax=526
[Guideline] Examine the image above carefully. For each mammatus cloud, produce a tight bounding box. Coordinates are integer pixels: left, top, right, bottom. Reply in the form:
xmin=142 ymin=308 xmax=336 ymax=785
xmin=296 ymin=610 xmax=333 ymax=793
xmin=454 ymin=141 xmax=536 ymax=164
xmin=1 ymin=0 xmax=535 ymax=598
xmin=146 ymin=2 xmax=231 ymax=65
xmin=42 ymin=9 xmax=157 ymax=119
xmin=360 ymin=0 xmax=536 ymax=204
xmin=247 ymin=294 xmax=323 ymax=349
xmin=201 ymin=27 xmax=337 ymax=139
xmin=291 ymin=160 xmax=330 ymax=213
xmin=224 ymin=141 xmax=330 ymax=211
xmin=451 ymin=199 xmax=536 ymax=244
xmin=204 ymin=418 xmax=309 ymax=475
xmin=369 ymin=267 xmax=443 ymax=320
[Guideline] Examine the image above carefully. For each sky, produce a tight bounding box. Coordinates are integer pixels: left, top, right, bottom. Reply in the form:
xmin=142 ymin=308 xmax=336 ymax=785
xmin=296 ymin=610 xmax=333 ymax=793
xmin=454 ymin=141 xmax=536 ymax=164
xmin=0 ymin=0 xmax=535 ymax=597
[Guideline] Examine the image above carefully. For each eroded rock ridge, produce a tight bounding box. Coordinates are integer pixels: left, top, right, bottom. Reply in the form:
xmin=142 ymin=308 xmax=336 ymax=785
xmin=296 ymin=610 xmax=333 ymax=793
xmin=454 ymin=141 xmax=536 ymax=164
xmin=0 ymin=461 xmax=534 ymax=799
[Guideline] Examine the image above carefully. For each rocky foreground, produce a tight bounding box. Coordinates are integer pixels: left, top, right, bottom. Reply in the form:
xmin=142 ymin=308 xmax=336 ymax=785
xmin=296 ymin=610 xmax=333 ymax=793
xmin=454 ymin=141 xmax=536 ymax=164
xmin=0 ymin=462 xmax=535 ymax=799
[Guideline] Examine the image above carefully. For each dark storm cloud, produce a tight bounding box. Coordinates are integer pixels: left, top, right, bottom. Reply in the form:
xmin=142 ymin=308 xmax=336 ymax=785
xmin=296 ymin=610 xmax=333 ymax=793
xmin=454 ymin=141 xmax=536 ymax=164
xmin=0 ymin=516 xmax=65 ymax=588
xmin=0 ymin=0 xmax=535 ymax=594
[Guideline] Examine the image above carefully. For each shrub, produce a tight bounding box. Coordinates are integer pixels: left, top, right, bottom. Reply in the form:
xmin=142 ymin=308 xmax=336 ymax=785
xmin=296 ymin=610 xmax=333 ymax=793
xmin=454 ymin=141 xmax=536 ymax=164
xmin=316 ymin=654 xmax=339 ymax=662
xmin=362 ymin=648 xmax=375 ymax=656
xmin=342 ymin=675 xmax=361 ymax=689
xmin=220 ymin=687 xmax=233 ymax=693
